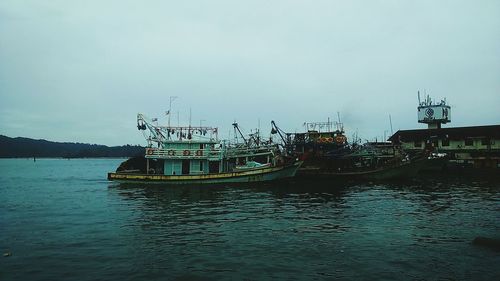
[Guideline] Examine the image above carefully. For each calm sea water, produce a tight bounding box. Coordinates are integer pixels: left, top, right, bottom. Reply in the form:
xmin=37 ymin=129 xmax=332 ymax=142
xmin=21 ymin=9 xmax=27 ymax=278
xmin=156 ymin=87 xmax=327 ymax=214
xmin=0 ymin=158 xmax=499 ymax=280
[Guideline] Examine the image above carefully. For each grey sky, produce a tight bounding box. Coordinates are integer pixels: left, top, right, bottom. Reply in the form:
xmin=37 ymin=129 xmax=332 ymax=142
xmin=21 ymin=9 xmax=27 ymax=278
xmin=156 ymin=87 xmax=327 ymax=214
xmin=1 ymin=0 xmax=499 ymax=146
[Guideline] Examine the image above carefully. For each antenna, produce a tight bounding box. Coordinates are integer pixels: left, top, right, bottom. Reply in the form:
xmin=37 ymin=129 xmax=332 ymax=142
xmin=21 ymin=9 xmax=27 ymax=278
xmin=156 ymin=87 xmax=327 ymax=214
xmin=337 ymin=112 xmax=344 ymax=132
xmin=258 ymin=118 xmax=261 ymax=138
xmin=389 ymin=114 xmax=393 ymax=135
xmin=418 ymin=91 xmax=421 ymax=105
xmin=188 ymin=108 xmax=192 ymax=139
xmin=167 ymin=96 xmax=178 ymax=128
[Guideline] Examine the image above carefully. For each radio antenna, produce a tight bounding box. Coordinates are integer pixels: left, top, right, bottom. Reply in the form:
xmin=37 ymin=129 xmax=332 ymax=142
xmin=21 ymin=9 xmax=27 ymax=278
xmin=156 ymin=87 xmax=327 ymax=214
xmin=389 ymin=114 xmax=393 ymax=135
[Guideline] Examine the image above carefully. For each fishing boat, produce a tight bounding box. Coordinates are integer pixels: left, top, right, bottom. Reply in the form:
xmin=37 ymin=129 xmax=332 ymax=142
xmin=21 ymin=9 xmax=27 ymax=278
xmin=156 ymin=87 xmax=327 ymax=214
xmin=271 ymin=119 xmax=433 ymax=180
xmin=296 ymin=154 xmax=431 ymax=180
xmin=107 ymin=114 xmax=302 ymax=185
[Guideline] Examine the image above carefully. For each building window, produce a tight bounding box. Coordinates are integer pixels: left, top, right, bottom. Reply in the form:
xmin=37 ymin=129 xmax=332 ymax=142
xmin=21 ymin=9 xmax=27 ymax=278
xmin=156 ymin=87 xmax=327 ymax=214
xmin=414 ymin=141 xmax=422 ymax=148
xmin=432 ymin=140 xmax=438 ymax=148
xmin=441 ymin=139 xmax=450 ymax=147
xmin=481 ymin=138 xmax=490 ymax=145
xmin=464 ymin=139 xmax=473 ymax=146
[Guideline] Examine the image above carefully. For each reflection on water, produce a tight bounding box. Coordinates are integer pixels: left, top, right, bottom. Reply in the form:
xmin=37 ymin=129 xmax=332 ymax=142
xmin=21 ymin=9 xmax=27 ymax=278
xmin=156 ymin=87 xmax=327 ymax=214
xmin=105 ymin=176 xmax=500 ymax=280
xmin=1 ymin=159 xmax=499 ymax=281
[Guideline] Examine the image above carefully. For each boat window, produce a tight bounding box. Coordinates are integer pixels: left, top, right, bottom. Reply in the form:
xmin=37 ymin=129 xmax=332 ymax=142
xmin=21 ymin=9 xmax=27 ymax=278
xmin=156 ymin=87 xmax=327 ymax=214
xmin=414 ymin=141 xmax=422 ymax=148
xmin=465 ymin=139 xmax=474 ymax=146
xmin=200 ymin=143 xmax=204 ymax=149
xmin=481 ymin=138 xmax=490 ymax=146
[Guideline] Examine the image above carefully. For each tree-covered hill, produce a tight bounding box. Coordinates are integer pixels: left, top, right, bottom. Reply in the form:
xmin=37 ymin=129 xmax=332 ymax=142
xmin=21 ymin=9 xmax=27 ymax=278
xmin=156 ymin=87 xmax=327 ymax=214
xmin=0 ymin=135 xmax=144 ymax=158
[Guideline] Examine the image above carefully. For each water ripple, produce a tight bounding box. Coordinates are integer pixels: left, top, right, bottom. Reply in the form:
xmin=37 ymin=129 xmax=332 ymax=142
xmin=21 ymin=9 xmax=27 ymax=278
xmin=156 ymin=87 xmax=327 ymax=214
xmin=1 ymin=159 xmax=499 ymax=281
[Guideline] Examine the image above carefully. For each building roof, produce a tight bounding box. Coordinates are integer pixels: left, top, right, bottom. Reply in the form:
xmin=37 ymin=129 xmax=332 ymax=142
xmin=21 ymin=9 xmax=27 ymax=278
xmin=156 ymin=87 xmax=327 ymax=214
xmin=388 ymin=125 xmax=500 ymax=142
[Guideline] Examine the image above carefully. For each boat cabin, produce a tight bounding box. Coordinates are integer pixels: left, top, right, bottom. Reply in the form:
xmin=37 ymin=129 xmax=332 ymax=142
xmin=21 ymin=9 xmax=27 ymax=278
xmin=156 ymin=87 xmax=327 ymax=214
xmin=146 ymin=139 xmax=221 ymax=175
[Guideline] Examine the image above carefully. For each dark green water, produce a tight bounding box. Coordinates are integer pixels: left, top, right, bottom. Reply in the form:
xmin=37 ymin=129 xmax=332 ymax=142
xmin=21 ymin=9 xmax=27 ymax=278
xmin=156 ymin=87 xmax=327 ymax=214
xmin=1 ymin=159 xmax=499 ymax=280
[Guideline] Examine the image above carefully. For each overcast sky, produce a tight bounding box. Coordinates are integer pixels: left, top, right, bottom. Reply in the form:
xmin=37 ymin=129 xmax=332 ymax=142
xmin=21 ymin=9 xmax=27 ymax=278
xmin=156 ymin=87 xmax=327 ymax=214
xmin=1 ymin=0 xmax=499 ymax=146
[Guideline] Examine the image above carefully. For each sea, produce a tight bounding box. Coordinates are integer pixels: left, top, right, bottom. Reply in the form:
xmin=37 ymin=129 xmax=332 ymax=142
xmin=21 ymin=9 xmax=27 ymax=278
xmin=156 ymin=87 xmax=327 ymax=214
xmin=0 ymin=158 xmax=499 ymax=281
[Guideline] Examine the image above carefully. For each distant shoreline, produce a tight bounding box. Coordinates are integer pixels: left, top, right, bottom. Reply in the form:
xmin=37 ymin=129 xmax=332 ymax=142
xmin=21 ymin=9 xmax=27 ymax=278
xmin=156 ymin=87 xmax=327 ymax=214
xmin=0 ymin=135 xmax=144 ymax=158
xmin=0 ymin=157 xmax=130 ymax=159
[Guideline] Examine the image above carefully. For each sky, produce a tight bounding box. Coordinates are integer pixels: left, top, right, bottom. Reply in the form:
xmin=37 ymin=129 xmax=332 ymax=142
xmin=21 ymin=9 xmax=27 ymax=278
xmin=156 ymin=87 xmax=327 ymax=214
xmin=1 ymin=0 xmax=499 ymax=146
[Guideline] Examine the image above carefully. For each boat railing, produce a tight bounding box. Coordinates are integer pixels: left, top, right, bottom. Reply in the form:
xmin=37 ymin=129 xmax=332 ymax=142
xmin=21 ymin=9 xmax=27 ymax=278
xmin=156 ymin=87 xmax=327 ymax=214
xmin=145 ymin=144 xmax=279 ymax=159
xmin=224 ymin=144 xmax=279 ymax=157
xmin=145 ymin=148 xmax=222 ymax=159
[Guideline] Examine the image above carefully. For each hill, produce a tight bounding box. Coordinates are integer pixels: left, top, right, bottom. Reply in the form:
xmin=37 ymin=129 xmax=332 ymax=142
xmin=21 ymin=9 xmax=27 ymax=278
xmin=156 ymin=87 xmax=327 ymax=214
xmin=0 ymin=135 xmax=144 ymax=158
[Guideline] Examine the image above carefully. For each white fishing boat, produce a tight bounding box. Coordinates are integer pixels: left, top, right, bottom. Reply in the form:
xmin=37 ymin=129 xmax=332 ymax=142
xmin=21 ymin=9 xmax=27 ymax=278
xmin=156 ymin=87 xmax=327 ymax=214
xmin=108 ymin=114 xmax=302 ymax=185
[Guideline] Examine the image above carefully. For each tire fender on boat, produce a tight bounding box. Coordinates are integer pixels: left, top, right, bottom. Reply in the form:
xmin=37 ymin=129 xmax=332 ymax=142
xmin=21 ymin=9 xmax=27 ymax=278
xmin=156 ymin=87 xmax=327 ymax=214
xmin=335 ymin=136 xmax=346 ymax=144
xmin=183 ymin=150 xmax=191 ymax=156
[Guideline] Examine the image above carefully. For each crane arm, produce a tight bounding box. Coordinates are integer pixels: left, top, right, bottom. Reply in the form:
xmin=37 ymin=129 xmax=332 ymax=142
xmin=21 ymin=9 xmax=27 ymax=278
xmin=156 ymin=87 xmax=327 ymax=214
xmin=271 ymin=120 xmax=288 ymax=146
xmin=137 ymin=113 xmax=165 ymax=145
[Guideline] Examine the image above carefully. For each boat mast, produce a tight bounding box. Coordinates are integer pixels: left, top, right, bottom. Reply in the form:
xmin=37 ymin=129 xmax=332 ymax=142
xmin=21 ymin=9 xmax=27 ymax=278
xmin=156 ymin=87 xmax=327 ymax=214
xmin=167 ymin=96 xmax=178 ymax=129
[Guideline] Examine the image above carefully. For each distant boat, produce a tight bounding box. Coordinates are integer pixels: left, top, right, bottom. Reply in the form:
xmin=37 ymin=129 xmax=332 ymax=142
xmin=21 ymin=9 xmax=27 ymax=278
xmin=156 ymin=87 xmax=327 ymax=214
xmin=108 ymin=114 xmax=302 ymax=185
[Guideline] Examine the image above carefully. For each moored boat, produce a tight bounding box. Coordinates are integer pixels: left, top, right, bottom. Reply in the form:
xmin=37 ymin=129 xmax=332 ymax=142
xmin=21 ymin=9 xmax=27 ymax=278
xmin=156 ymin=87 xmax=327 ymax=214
xmin=297 ymin=155 xmax=432 ymax=180
xmin=271 ymin=119 xmax=433 ymax=180
xmin=107 ymin=114 xmax=302 ymax=185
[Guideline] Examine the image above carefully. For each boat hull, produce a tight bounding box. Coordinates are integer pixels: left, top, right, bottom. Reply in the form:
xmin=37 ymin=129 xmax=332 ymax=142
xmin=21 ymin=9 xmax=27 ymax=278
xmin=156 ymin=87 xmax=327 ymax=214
xmin=108 ymin=162 xmax=302 ymax=185
xmin=297 ymin=157 xmax=432 ymax=180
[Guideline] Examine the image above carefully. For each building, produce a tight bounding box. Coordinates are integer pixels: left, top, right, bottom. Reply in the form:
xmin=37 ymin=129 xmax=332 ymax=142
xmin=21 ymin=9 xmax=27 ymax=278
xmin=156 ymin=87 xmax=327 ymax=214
xmin=389 ymin=125 xmax=500 ymax=168
xmin=388 ymin=94 xmax=499 ymax=168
